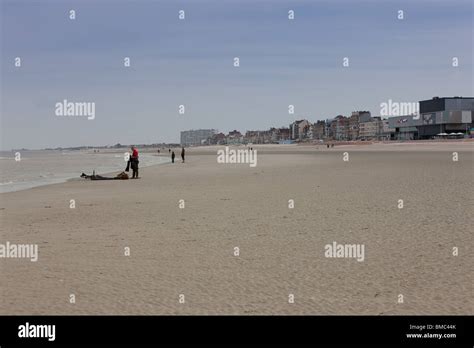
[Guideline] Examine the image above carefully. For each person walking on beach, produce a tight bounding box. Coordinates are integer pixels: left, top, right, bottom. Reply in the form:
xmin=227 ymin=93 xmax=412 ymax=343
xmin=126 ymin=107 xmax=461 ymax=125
xmin=181 ymin=147 xmax=185 ymax=163
xmin=171 ymin=151 xmax=175 ymax=163
xmin=130 ymin=146 xmax=139 ymax=179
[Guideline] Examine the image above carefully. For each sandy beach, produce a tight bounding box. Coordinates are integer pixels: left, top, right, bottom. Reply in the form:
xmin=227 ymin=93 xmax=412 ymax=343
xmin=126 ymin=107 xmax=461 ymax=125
xmin=0 ymin=142 xmax=472 ymax=315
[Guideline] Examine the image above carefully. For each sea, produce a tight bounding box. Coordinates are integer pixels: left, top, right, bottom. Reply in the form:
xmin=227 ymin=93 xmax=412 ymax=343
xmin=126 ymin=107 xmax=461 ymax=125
xmin=0 ymin=149 xmax=170 ymax=193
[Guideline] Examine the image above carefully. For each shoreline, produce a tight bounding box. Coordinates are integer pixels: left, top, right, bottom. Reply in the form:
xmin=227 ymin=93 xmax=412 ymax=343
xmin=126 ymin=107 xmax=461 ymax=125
xmin=1 ymin=141 xmax=472 ymax=194
xmin=0 ymin=153 xmax=171 ymax=194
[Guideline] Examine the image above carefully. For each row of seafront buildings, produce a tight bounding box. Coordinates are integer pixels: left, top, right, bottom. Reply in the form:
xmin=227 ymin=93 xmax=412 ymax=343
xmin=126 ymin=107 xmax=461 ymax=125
xmin=180 ymin=97 xmax=474 ymax=146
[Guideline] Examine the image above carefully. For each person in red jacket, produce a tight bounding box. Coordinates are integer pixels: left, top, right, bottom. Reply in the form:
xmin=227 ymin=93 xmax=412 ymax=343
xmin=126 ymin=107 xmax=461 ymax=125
xmin=130 ymin=146 xmax=139 ymax=178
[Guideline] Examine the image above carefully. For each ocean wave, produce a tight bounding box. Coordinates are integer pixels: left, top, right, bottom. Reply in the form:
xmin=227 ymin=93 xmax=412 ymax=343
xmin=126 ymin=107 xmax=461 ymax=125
xmin=0 ymin=154 xmax=170 ymax=193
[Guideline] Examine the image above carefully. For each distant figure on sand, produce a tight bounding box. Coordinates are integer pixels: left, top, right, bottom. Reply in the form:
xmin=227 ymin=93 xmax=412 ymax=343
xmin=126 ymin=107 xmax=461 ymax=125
xmin=181 ymin=147 xmax=185 ymax=163
xmin=130 ymin=146 xmax=139 ymax=179
xmin=171 ymin=151 xmax=175 ymax=163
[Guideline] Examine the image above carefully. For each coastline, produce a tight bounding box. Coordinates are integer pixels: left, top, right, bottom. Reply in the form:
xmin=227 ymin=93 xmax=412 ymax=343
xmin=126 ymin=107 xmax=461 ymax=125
xmin=0 ymin=151 xmax=171 ymax=194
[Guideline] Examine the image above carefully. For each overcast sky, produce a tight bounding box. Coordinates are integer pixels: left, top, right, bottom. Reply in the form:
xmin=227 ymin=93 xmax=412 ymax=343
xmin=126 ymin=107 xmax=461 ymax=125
xmin=1 ymin=0 xmax=472 ymax=150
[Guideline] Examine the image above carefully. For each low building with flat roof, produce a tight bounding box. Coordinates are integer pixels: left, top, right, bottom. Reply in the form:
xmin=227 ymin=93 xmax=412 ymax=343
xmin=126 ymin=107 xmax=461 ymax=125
xmin=388 ymin=115 xmax=420 ymax=140
xmin=417 ymin=97 xmax=473 ymax=139
xmin=388 ymin=97 xmax=474 ymax=140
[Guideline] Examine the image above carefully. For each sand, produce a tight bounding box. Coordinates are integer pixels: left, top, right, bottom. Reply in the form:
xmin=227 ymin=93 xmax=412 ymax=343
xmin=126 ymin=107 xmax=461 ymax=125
xmin=0 ymin=142 xmax=473 ymax=315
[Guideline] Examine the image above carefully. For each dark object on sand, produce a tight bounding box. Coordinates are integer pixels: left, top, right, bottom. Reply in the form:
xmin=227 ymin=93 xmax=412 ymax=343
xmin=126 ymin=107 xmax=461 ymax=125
xmin=181 ymin=147 xmax=185 ymax=163
xmin=171 ymin=151 xmax=175 ymax=163
xmin=130 ymin=146 xmax=139 ymax=178
xmin=125 ymin=158 xmax=139 ymax=176
xmin=81 ymin=172 xmax=129 ymax=180
xmin=130 ymin=159 xmax=139 ymax=178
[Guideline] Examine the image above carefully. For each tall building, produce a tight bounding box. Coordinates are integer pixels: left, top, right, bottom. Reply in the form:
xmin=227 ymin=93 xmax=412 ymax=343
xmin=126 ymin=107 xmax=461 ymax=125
xmin=289 ymin=120 xmax=311 ymax=140
xmin=325 ymin=118 xmax=335 ymax=139
xmin=332 ymin=115 xmax=349 ymax=140
xmin=348 ymin=111 xmax=371 ymax=140
xmin=359 ymin=117 xmax=378 ymax=140
xmin=180 ymin=129 xmax=217 ymax=146
xmin=312 ymin=121 xmax=326 ymax=140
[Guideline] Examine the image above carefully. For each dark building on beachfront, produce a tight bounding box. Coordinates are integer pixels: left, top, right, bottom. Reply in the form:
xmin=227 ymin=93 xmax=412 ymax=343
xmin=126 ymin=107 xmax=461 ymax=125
xmin=389 ymin=97 xmax=474 ymax=140
xmin=417 ymin=97 xmax=474 ymax=139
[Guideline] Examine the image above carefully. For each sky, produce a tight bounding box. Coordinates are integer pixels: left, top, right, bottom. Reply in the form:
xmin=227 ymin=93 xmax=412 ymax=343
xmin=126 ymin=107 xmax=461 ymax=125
xmin=1 ymin=0 xmax=473 ymax=150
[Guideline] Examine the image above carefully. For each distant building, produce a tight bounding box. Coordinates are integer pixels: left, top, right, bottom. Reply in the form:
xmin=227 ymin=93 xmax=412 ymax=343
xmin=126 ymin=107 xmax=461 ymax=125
xmin=289 ymin=119 xmax=311 ymax=140
xmin=332 ymin=115 xmax=349 ymax=140
xmin=180 ymin=129 xmax=217 ymax=146
xmin=247 ymin=129 xmax=272 ymax=144
xmin=381 ymin=119 xmax=395 ymax=140
xmin=417 ymin=97 xmax=474 ymax=139
xmin=210 ymin=132 xmax=226 ymax=145
xmin=325 ymin=118 xmax=335 ymax=139
xmin=270 ymin=127 xmax=290 ymax=143
xmin=227 ymin=130 xmax=244 ymax=144
xmin=312 ymin=121 xmax=326 ymax=140
xmin=388 ymin=97 xmax=474 ymax=140
xmin=356 ymin=116 xmax=394 ymax=140
xmin=388 ymin=115 xmax=420 ymax=140
xmin=348 ymin=111 xmax=371 ymax=140
xmin=359 ymin=116 xmax=385 ymax=140
xmin=244 ymin=130 xmax=259 ymax=144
